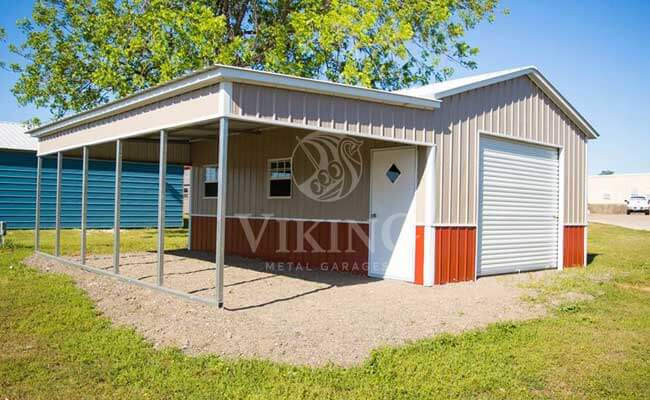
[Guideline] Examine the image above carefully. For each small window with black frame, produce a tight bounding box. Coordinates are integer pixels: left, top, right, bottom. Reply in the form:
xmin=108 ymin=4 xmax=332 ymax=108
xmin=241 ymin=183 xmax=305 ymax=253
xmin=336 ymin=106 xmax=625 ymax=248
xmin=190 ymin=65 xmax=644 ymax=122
xmin=204 ymin=165 xmax=218 ymax=198
xmin=268 ymin=158 xmax=292 ymax=198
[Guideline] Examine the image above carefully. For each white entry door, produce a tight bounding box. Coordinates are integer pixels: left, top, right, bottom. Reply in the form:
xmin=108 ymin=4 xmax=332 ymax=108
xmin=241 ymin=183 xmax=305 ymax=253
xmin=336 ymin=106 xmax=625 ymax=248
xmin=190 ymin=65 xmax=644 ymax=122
xmin=369 ymin=147 xmax=417 ymax=281
xmin=478 ymin=136 xmax=561 ymax=276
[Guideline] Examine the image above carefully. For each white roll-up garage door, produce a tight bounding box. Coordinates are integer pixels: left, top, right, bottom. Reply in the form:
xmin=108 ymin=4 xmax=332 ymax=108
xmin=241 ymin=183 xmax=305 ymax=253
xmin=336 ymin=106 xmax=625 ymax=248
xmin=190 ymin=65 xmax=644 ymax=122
xmin=478 ymin=136 xmax=560 ymax=276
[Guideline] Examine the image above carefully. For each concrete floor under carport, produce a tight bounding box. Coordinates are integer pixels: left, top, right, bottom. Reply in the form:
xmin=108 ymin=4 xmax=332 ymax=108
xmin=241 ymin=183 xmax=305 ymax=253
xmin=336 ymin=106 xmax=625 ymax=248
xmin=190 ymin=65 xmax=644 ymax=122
xmin=29 ymin=251 xmax=549 ymax=366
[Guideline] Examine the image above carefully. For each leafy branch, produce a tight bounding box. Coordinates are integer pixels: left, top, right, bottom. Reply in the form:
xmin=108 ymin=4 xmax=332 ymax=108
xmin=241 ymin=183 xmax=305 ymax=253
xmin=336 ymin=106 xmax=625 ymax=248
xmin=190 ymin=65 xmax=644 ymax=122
xmin=2 ymin=0 xmax=506 ymax=119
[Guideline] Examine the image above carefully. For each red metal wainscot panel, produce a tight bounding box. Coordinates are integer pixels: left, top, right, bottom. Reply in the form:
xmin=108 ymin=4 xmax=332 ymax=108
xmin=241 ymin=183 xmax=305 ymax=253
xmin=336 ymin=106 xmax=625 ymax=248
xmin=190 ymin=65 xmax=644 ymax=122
xmin=434 ymin=227 xmax=477 ymax=285
xmin=190 ymin=216 xmax=369 ymax=274
xmin=414 ymin=225 xmax=425 ymax=285
xmin=563 ymin=226 xmax=586 ymax=268
xmin=192 ymin=216 xmax=215 ymax=251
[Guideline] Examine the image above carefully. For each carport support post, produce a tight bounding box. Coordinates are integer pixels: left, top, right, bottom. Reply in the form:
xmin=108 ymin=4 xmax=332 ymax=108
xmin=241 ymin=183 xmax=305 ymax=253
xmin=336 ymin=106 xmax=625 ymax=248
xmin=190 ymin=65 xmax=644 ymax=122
xmin=187 ymin=167 xmax=193 ymax=251
xmin=157 ymin=130 xmax=167 ymax=286
xmin=54 ymin=152 xmax=62 ymax=257
xmin=113 ymin=140 xmax=122 ymax=274
xmin=34 ymin=156 xmax=42 ymax=251
xmin=80 ymin=146 xmax=89 ymax=264
xmin=215 ymin=117 xmax=229 ymax=308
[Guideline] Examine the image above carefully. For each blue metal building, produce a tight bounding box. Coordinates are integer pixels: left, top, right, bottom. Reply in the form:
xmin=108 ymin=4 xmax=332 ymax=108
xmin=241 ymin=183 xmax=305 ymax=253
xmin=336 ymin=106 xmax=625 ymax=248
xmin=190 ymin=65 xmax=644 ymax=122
xmin=0 ymin=122 xmax=183 ymax=229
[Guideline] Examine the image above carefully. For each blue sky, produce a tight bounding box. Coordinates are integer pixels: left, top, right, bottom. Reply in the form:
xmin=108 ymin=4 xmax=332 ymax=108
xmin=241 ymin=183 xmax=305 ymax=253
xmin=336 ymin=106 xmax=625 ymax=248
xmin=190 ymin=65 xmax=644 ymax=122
xmin=0 ymin=1 xmax=648 ymax=175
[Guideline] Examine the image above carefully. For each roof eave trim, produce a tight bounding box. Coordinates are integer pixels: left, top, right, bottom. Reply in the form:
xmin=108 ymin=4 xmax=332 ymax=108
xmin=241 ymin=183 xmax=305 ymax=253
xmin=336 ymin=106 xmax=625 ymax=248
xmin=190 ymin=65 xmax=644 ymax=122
xmin=28 ymin=65 xmax=440 ymax=138
xmin=29 ymin=67 xmax=224 ymax=138
xmin=434 ymin=67 xmax=599 ymax=140
xmin=217 ymin=67 xmax=441 ymax=110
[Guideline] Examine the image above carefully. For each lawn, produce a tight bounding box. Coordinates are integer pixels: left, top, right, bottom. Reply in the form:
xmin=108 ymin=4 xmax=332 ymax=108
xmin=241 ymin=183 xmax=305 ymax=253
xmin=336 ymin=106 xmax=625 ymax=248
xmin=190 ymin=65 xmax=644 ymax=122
xmin=1 ymin=224 xmax=649 ymax=399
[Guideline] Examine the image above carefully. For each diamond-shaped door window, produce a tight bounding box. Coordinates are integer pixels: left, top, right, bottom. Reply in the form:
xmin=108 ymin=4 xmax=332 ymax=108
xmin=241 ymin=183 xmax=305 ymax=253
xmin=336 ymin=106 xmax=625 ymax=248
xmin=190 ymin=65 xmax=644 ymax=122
xmin=386 ymin=164 xmax=401 ymax=183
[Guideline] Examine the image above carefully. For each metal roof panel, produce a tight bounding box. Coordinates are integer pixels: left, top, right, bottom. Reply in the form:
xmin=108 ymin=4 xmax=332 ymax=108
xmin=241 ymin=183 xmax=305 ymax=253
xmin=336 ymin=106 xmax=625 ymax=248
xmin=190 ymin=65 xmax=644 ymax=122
xmin=0 ymin=122 xmax=36 ymax=151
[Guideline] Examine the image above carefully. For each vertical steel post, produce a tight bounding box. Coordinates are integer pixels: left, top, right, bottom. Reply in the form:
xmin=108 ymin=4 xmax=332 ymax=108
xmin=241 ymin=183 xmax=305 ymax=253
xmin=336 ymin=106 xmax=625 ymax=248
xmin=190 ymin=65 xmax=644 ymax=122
xmin=187 ymin=166 xmax=193 ymax=250
xmin=583 ymin=139 xmax=588 ymax=267
xmin=113 ymin=140 xmax=122 ymax=274
xmin=54 ymin=152 xmax=63 ymax=256
xmin=80 ymin=146 xmax=89 ymax=264
xmin=215 ymin=117 xmax=229 ymax=308
xmin=35 ymin=156 xmax=42 ymax=251
xmin=157 ymin=130 xmax=167 ymax=286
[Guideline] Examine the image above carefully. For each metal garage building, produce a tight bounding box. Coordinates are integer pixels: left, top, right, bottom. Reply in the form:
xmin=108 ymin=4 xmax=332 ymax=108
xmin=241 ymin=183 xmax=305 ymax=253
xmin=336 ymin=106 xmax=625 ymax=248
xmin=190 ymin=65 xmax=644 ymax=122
xmin=25 ymin=65 xmax=598 ymax=307
xmin=0 ymin=122 xmax=184 ymax=229
xmin=400 ymin=67 xmax=596 ymax=280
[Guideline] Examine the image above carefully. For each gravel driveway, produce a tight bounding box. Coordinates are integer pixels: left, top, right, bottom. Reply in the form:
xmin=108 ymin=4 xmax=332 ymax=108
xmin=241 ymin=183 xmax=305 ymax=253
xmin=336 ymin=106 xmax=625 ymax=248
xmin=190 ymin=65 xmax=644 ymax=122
xmin=28 ymin=252 xmax=548 ymax=366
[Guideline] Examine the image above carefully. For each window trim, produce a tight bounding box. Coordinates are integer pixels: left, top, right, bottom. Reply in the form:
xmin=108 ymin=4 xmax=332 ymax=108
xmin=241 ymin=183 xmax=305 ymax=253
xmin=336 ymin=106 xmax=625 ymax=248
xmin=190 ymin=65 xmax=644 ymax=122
xmin=267 ymin=158 xmax=292 ymax=199
xmin=203 ymin=164 xmax=219 ymax=199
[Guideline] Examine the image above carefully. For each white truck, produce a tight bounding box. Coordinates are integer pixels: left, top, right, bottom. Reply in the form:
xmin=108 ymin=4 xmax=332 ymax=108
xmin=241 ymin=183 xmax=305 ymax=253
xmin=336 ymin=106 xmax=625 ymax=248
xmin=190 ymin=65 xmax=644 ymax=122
xmin=625 ymin=195 xmax=650 ymax=215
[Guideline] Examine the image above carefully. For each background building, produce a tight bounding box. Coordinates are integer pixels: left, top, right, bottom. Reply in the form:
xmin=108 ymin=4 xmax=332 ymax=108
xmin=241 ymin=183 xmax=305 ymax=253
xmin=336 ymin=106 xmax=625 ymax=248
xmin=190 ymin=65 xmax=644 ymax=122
xmin=0 ymin=121 xmax=184 ymax=229
xmin=588 ymin=173 xmax=650 ymax=213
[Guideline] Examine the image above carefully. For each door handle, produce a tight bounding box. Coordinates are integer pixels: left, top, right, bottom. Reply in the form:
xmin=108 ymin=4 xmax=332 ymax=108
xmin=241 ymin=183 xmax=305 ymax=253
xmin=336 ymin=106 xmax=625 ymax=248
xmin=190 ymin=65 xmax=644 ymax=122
xmin=370 ymin=213 xmax=377 ymax=219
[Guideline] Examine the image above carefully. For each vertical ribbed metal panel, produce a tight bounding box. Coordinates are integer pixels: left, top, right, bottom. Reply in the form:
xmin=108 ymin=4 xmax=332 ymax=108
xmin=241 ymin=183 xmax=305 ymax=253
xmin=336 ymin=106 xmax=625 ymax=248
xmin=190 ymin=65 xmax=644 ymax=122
xmin=66 ymin=140 xmax=191 ymax=165
xmin=0 ymin=150 xmax=38 ymax=229
xmin=478 ymin=137 xmax=560 ymax=275
xmin=190 ymin=130 xmax=395 ymax=221
xmin=434 ymin=226 xmax=476 ymax=284
xmin=0 ymin=150 xmax=183 ymax=229
xmin=564 ymin=226 xmax=586 ymax=267
xmin=232 ymin=83 xmax=435 ymax=144
xmin=433 ymin=76 xmax=588 ymax=226
xmin=38 ymin=86 xmax=220 ymax=156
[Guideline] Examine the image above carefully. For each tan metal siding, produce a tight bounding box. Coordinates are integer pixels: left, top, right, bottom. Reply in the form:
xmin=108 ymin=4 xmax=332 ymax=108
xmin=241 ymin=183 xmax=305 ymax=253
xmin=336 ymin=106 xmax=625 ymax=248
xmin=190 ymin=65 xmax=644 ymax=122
xmin=434 ymin=76 xmax=588 ymax=226
xmin=65 ymin=140 xmax=190 ymax=164
xmin=231 ymin=83 xmax=436 ymax=145
xmin=190 ymin=129 xmax=405 ymax=221
xmin=38 ymin=85 xmax=220 ymax=156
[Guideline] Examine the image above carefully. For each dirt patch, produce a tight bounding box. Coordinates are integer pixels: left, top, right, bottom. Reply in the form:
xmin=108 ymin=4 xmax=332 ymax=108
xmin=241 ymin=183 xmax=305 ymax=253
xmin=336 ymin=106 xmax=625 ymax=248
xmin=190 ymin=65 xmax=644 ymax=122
xmin=27 ymin=252 xmax=549 ymax=366
xmin=549 ymin=291 xmax=595 ymax=308
xmin=616 ymin=283 xmax=650 ymax=293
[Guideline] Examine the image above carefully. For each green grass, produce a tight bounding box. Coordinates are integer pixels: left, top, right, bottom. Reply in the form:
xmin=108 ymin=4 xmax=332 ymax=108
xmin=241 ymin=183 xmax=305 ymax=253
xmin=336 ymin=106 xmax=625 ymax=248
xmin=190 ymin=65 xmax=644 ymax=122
xmin=17 ymin=228 xmax=189 ymax=256
xmin=1 ymin=224 xmax=649 ymax=399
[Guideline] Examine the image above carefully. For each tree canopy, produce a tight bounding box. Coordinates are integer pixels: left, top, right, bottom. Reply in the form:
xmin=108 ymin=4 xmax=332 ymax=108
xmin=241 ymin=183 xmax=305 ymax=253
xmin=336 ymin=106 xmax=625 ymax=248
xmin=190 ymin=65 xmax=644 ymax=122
xmin=2 ymin=0 xmax=505 ymax=121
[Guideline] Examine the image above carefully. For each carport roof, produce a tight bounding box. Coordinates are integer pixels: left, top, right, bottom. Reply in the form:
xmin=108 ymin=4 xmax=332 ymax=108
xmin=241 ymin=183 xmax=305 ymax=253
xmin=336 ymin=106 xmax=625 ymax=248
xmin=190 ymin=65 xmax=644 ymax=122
xmin=26 ymin=65 xmax=441 ymax=139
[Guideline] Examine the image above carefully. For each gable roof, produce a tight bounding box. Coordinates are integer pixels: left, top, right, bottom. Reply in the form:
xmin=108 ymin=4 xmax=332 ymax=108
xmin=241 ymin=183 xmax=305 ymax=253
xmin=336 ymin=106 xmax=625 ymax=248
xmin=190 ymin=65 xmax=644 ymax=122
xmin=0 ymin=122 xmax=36 ymax=151
xmin=397 ymin=66 xmax=599 ymax=139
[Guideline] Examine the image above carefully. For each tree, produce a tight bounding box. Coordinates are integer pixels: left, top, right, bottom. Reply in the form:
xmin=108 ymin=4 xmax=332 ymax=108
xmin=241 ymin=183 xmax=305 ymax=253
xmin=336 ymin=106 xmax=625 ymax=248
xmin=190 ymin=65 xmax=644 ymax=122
xmin=599 ymin=170 xmax=615 ymax=175
xmin=3 ymin=0 xmax=505 ymax=120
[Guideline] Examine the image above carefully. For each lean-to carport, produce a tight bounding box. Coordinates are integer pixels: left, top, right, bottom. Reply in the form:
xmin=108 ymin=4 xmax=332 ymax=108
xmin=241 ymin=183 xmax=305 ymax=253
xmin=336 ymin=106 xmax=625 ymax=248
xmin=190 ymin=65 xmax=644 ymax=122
xmin=28 ymin=65 xmax=440 ymax=308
